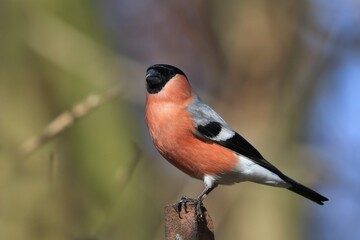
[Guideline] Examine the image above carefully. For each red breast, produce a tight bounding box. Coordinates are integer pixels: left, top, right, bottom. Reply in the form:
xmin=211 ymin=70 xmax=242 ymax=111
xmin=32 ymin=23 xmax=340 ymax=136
xmin=145 ymin=75 xmax=238 ymax=179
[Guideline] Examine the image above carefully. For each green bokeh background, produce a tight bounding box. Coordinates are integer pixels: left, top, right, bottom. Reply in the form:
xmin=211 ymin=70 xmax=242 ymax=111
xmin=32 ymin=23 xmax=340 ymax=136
xmin=0 ymin=1 xmax=331 ymax=239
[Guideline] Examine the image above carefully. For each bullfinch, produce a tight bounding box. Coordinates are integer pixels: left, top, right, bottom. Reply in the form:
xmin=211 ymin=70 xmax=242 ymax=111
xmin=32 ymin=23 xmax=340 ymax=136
xmin=145 ymin=64 xmax=328 ymax=214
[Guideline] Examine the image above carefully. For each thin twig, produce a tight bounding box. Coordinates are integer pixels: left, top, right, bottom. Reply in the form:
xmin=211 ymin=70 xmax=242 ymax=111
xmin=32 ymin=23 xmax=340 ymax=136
xmin=19 ymin=85 xmax=122 ymax=158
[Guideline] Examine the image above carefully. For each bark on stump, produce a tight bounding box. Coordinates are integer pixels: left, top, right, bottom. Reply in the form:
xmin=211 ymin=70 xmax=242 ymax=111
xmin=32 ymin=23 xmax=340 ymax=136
xmin=165 ymin=202 xmax=214 ymax=240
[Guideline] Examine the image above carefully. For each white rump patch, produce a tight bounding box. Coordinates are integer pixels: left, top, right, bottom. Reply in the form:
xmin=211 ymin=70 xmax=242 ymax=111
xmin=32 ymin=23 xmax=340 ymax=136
xmin=214 ymin=155 xmax=290 ymax=187
xmin=235 ymin=155 xmax=289 ymax=187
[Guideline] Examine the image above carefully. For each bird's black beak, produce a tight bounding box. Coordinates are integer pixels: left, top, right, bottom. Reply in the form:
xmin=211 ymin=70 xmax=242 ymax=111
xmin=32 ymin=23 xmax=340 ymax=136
xmin=146 ymin=69 xmax=161 ymax=85
xmin=146 ymin=69 xmax=163 ymax=93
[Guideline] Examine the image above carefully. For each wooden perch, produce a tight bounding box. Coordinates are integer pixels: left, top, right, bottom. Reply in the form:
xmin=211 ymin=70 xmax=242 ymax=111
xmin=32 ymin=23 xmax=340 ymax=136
xmin=165 ymin=202 xmax=214 ymax=240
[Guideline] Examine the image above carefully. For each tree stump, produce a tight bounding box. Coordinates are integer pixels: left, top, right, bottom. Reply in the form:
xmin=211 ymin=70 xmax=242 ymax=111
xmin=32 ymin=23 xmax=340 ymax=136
xmin=164 ymin=202 xmax=215 ymax=240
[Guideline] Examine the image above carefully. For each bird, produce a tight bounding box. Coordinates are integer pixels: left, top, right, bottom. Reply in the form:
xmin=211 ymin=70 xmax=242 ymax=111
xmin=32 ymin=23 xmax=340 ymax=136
xmin=145 ymin=64 xmax=328 ymax=216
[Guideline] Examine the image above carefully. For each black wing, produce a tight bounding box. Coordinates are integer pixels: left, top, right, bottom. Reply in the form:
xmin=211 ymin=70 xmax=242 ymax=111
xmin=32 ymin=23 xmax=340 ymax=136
xmin=195 ymin=121 xmax=329 ymax=204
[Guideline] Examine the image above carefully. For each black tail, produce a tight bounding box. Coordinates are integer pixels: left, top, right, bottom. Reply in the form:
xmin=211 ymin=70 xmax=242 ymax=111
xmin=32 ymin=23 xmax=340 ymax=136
xmin=286 ymin=179 xmax=328 ymax=205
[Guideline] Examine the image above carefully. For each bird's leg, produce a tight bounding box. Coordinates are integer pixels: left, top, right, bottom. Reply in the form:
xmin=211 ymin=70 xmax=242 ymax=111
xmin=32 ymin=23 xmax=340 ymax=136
xmin=198 ymin=184 xmax=217 ymax=201
xmin=195 ymin=184 xmax=218 ymax=220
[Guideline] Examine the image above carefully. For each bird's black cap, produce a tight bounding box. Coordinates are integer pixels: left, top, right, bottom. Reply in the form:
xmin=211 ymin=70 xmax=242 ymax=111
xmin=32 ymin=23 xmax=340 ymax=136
xmin=146 ymin=64 xmax=187 ymax=94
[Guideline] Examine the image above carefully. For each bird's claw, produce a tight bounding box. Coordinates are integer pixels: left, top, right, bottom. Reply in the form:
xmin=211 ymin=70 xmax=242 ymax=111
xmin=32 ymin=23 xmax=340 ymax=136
xmin=175 ymin=196 xmax=205 ymax=221
xmin=176 ymin=196 xmax=194 ymax=217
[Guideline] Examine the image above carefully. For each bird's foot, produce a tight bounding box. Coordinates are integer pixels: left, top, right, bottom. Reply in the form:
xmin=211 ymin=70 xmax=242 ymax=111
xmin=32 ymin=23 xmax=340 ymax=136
xmin=176 ymin=196 xmax=195 ymax=217
xmin=175 ymin=196 xmax=205 ymax=221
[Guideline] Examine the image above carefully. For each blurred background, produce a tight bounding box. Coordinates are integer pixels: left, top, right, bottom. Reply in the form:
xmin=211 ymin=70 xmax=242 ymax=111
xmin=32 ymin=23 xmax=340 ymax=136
xmin=1 ymin=0 xmax=359 ymax=239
